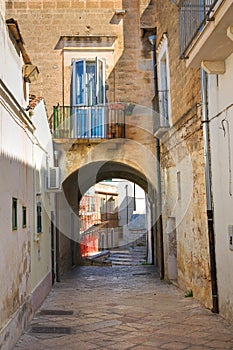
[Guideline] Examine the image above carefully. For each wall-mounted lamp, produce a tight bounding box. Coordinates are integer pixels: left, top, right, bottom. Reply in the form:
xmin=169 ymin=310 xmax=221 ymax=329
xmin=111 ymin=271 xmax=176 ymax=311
xmin=54 ymin=149 xmax=61 ymax=162
xmin=115 ymin=9 xmax=126 ymax=15
xmin=23 ymin=64 xmax=39 ymax=83
xmin=148 ymin=34 xmax=156 ymax=46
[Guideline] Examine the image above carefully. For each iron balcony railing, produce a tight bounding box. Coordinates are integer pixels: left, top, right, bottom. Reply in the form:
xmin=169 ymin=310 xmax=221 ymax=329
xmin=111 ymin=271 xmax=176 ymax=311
xmin=51 ymin=104 xmax=126 ymax=139
xmin=179 ymin=0 xmax=220 ymax=58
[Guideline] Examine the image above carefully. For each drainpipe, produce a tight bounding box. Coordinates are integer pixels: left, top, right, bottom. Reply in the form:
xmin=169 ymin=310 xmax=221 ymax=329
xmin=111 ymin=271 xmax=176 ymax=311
xmin=201 ymin=68 xmax=219 ymax=313
xmin=54 ymin=150 xmax=60 ymax=282
xmin=148 ymin=34 xmax=165 ymax=279
xmin=62 ymin=49 xmax=65 ymax=107
xmin=156 ymin=140 xmax=165 ymax=279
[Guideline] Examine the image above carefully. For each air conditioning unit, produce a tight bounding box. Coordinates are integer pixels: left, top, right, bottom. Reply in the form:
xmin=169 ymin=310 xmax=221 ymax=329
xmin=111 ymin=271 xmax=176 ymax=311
xmin=47 ymin=167 xmax=61 ymax=191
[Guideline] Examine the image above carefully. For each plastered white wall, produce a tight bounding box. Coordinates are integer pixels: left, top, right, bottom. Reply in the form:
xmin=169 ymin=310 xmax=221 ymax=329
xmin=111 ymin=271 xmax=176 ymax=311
xmin=30 ymin=100 xmax=54 ymax=291
xmin=208 ymin=52 xmax=233 ymax=322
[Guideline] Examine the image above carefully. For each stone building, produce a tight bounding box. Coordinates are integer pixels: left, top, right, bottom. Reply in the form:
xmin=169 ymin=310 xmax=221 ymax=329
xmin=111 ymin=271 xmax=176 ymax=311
xmin=150 ymin=0 xmax=233 ymax=323
xmin=79 ymin=182 xmax=119 ymax=254
xmin=4 ymin=0 xmax=233 ymax=327
xmin=5 ymin=0 xmax=156 ymax=116
xmin=176 ymin=0 xmax=233 ymax=322
xmin=6 ymin=0 xmax=160 ymax=275
xmin=153 ymin=0 xmax=214 ymax=310
xmin=6 ymin=0 xmax=233 ymax=323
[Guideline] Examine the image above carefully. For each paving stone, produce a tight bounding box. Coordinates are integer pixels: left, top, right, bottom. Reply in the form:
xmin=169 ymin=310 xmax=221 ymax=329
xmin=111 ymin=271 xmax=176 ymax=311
xmin=160 ymin=342 xmax=190 ymax=349
xmin=14 ymin=266 xmax=233 ymax=350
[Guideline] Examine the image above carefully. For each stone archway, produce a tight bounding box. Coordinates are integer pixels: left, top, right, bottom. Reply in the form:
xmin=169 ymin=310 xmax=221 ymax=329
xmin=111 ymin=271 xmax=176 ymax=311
xmin=62 ymin=160 xmax=156 ymax=209
xmin=57 ymin=160 xmax=160 ymax=274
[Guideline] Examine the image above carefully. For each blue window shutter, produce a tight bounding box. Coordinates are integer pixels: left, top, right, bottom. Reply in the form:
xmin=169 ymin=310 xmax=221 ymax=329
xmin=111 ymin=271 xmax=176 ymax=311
xmin=96 ymin=57 xmax=106 ymax=105
xmin=72 ymin=59 xmax=86 ymax=106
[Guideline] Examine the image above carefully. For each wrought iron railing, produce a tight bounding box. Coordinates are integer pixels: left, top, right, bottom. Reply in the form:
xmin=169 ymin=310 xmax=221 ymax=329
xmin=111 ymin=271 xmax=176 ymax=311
xmin=51 ymin=104 xmax=126 ymax=139
xmin=179 ymin=0 xmax=220 ymax=58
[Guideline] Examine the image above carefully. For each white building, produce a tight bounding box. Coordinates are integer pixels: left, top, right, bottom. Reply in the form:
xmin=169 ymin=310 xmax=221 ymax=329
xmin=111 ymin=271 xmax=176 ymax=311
xmin=0 ymin=4 xmax=54 ymax=348
xmin=207 ymin=55 xmax=233 ymax=322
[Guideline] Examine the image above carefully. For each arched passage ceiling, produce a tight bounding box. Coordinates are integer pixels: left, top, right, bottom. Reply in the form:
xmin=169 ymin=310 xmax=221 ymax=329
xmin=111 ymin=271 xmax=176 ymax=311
xmin=62 ymin=160 xmax=157 ymax=211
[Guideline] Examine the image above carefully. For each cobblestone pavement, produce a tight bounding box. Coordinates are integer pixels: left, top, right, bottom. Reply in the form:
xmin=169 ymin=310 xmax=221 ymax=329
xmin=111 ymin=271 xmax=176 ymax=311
xmin=15 ymin=266 xmax=233 ymax=350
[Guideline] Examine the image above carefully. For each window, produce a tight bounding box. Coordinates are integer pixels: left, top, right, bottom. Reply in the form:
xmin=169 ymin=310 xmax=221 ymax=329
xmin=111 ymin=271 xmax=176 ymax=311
xmin=118 ymin=227 xmax=123 ymax=239
xmin=12 ymin=198 xmax=17 ymax=230
xmin=71 ymin=58 xmax=105 ymax=106
xmin=157 ymin=34 xmax=171 ymax=128
xmin=160 ymin=55 xmax=168 ymax=121
xmin=109 ymin=197 xmax=115 ymax=213
xmin=37 ymin=202 xmax=42 ymax=233
xmin=100 ymin=198 xmax=105 ymax=213
xmin=71 ymin=58 xmax=106 ymax=138
xmin=22 ymin=206 xmax=27 ymax=228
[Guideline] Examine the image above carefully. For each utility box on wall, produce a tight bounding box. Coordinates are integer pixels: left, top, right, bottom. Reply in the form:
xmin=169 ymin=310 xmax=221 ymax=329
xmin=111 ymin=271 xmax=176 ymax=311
xmin=228 ymin=225 xmax=233 ymax=251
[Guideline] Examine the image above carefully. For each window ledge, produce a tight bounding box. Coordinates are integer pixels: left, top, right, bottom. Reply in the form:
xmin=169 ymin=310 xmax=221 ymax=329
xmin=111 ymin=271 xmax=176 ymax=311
xmin=55 ymin=35 xmax=117 ymax=50
xmin=154 ymin=126 xmax=170 ymax=138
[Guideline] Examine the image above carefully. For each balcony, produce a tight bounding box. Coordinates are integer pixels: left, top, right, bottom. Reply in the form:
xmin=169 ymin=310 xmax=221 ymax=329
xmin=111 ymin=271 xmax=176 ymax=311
xmin=50 ymin=104 xmax=126 ymax=141
xmin=153 ymin=90 xmax=170 ymax=138
xmin=179 ymin=0 xmax=233 ymax=69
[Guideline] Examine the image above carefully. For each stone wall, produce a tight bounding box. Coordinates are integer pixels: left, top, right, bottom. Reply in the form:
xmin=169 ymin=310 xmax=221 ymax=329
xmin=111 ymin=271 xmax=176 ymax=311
xmin=155 ymin=0 xmax=212 ymax=308
xmin=155 ymin=0 xmax=202 ymax=124
xmin=160 ymin=110 xmax=212 ymax=308
xmin=5 ymin=0 xmax=214 ymax=309
xmin=6 ymin=0 xmax=158 ymax=276
xmin=6 ymin=0 xmax=155 ymax=117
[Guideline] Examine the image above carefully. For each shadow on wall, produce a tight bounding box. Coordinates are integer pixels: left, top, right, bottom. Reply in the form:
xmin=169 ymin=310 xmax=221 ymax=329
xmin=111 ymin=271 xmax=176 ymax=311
xmin=107 ymin=0 xmax=156 ymax=104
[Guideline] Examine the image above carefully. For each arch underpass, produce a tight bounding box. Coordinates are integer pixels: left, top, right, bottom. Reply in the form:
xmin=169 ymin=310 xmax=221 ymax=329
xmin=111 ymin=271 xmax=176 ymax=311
xmin=52 ymin=104 xmax=162 ymax=277
xmin=62 ymin=160 xmax=157 ymax=209
xmin=55 ymin=159 xmax=162 ymax=276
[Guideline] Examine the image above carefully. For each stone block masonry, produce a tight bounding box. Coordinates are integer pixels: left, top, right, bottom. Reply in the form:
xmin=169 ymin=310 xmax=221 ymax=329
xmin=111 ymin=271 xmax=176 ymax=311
xmin=155 ymin=0 xmax=212 ymax=309
xmin=6 ymin=0 xmax=155 ymax=117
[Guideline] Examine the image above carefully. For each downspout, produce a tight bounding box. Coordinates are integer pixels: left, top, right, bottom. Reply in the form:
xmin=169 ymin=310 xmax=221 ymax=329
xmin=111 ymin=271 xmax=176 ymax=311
xmin=149 ymin=33 xmax=165 ymax=279
xmin=156 ymin=140 xmax=164 ymax=279
xmin=201 ymin=68 xmax=219 ymax=313
xmin=62 ymin=49 xmax=65 ymax=107
xmin=54 ymin=150 xmax=60 ymax=282
xmin=55 ymin=193 xmax=60 ymax=282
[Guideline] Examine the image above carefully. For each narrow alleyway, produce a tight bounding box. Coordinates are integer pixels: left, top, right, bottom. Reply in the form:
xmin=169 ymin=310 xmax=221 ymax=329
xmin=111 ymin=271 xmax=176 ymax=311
xmin=15 ymin=266 xmax=233 ymax=350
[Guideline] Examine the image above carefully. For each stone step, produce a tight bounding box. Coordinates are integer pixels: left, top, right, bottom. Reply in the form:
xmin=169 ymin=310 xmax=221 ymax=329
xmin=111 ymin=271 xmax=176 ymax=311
xmin=105 ymin=245 xmax=147 ymax=266
xmin=106 ymin=252 xmax=146 ymax=266
xmin=108 ymin=253 xmax=146 ymax=258
xmin=105 ymin=256 xmax=145 ymax=261
xmin=111 ymin=261 xmax=143 ymax=266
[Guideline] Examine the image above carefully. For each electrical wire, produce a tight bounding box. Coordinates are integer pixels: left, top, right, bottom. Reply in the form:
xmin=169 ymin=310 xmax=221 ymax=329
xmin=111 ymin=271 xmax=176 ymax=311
xmin=220 ymin=112 xmax=232 ymax=196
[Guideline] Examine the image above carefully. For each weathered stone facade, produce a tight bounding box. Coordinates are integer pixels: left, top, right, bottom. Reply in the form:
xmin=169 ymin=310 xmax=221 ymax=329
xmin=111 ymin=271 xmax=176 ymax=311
xmin=6 ymin=0 xmax=159 ymax=274
xmin=5 ymin=0 xmax=214 ymax=310
xmin=154 ymin=0 xmax=212 ymax=308
xmin=6 ymin=0 xmax=156 ymax=116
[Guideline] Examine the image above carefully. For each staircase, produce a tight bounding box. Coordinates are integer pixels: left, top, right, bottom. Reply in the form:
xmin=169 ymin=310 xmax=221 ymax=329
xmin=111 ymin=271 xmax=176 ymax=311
xmin=105 ymin=245 xmax=147 ymax=266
